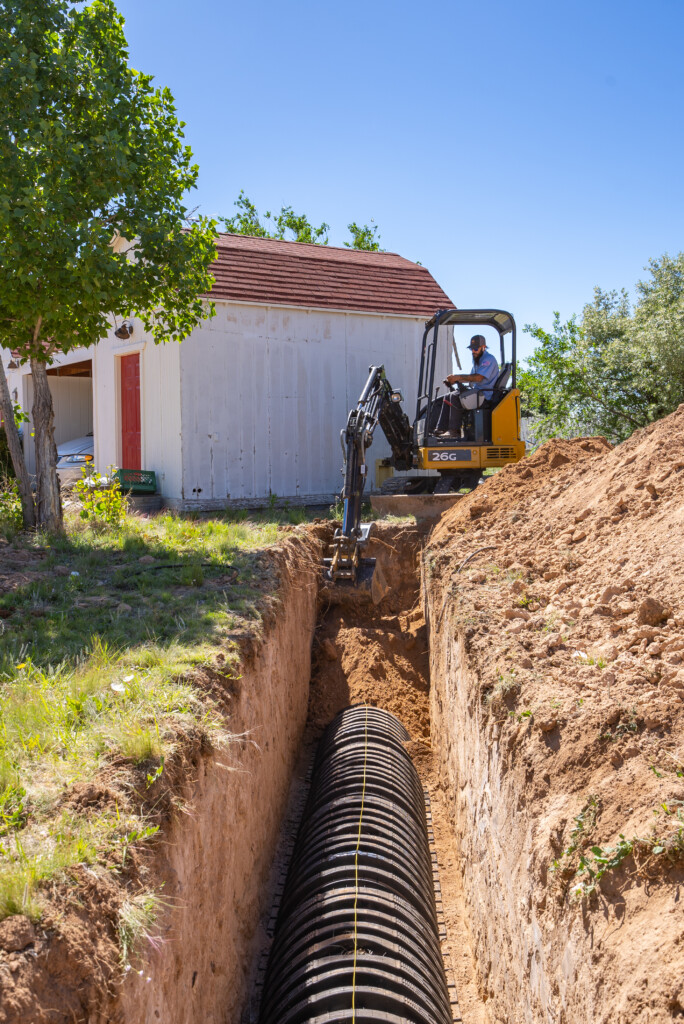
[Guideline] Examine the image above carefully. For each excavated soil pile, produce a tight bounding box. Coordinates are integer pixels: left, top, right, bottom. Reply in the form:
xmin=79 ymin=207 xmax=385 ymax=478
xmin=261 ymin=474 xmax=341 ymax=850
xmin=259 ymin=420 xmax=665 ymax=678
xmin=426 ymin=404 xmax=684 ymax=1023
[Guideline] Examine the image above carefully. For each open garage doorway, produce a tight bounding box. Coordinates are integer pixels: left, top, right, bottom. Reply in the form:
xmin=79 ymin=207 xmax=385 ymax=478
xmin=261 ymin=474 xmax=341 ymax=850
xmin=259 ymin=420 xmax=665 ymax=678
xmin=23 ymin=359 xmax=93 ymax=476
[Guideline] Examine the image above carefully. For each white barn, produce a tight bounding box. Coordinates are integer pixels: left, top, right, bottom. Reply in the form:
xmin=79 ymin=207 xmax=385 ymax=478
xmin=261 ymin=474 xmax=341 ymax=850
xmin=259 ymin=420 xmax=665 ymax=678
xmin=4 ymin=234 xmax=453 ymax=509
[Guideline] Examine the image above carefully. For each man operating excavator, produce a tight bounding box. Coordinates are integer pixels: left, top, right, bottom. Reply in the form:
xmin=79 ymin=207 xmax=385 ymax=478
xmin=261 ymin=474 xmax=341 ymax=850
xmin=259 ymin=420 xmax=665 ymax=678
xmin=435 ymin=334 xmax=499 ymax=438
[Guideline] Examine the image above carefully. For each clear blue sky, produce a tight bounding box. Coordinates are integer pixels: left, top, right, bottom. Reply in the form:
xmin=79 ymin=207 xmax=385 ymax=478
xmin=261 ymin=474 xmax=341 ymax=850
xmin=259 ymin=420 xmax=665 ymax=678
xmin=117 ymin=0 xmax=683 ymax=362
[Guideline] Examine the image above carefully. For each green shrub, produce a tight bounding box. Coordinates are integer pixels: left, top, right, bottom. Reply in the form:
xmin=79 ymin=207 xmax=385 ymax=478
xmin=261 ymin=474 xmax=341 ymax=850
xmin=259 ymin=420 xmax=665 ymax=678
xmin=74 ymin=468 xmax=128 ymax=527
xmin=0 ymin=478 xmax=22 ymax=532
xmin=0 ymin=428 xmax=13 ymax=477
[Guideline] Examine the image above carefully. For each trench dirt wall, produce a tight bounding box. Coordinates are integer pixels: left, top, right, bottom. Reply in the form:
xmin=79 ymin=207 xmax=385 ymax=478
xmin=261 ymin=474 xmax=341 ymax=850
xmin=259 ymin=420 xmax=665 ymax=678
xmin=426 ymin=589 xmax=684 ymax=1024
xmin=115 ymin=537 xmax=319 ymax=1024
xmin=426 ymin=615 xmax=597 ymax=1023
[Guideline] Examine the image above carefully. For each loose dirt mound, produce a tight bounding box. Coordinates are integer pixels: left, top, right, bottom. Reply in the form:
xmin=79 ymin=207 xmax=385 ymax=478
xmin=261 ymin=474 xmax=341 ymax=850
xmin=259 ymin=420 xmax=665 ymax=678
xmin=427 ymin=405 xmax=684 ymax=1023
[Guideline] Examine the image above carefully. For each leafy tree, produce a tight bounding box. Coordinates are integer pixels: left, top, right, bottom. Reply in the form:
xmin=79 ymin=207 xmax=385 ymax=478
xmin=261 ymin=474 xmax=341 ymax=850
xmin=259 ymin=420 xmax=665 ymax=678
xmin=221 ymin=191 xmax=382 ymax=250
xmin=220 ymin=192 xmax=273 ymax=239
xmin=633 ymin=253 xmax=684 ymax=409
xmin=221 ymin=191 xmax=329 ymax=244
xmin=520 ymin=254 xmax=684 ymax=444
xmin=345 ymin=221 xmax=381 ymax=251
xmin=0 ymin=0 xmax=216 ymax=530
xmin=275 ymin=207 xmax=330 ymax=245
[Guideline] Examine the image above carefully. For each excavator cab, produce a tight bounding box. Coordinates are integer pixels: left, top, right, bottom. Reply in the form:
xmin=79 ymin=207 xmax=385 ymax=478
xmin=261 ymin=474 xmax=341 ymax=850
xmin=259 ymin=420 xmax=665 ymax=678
xmin=414 ymin=308 xmax=525 ymax=490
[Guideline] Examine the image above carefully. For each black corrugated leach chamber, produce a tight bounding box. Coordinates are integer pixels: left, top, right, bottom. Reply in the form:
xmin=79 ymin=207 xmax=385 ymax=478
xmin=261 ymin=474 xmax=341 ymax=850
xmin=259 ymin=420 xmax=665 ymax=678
xmin=257 ymin=704 xmax=452 ymax=1024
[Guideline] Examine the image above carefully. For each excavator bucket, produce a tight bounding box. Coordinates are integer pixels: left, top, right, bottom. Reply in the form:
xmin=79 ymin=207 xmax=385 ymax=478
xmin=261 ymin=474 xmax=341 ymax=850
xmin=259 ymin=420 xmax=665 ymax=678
xmin=322 ymin=524 xmax=376 ymax=602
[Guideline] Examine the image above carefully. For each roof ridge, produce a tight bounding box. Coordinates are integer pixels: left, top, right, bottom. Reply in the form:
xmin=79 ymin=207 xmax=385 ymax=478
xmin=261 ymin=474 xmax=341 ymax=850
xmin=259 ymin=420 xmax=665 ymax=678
xmin=216 ymin=232 xmax=416 ymax=264
xmin=206 ymin=235 xmax=453 ymax=316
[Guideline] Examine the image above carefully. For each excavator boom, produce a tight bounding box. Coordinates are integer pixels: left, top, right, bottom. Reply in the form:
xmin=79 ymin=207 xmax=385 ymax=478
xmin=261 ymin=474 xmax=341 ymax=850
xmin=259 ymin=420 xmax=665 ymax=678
xmin=323 ymin=366 xmax=412 ymax=584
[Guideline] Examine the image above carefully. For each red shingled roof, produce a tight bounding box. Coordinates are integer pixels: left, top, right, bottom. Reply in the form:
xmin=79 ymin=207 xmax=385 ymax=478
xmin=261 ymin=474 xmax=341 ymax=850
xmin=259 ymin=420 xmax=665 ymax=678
xmin=206 ymin=234 xmax=453 ymax=317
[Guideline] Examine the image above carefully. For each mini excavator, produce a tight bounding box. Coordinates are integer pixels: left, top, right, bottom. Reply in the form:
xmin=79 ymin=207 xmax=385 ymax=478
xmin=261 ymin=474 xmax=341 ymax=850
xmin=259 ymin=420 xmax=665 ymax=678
xmin=323 ymin=308 xmax=525 ymax=584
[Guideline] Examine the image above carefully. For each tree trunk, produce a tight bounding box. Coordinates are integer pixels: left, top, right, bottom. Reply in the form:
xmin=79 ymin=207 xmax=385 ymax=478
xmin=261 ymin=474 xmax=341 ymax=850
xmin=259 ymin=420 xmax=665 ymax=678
xmin=30 ymin=357 xmax=63 ymax=532
xmin=0 ymin=354 xmax=35 ymax=528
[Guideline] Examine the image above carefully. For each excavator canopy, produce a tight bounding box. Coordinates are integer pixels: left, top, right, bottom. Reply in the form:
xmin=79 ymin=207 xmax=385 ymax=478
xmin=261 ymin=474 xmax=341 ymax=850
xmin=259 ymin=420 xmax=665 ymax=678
xmin=425 ymin=308 xmax=515 ymax=335
xmin=420 ymin=307 xmax=517 ymax=394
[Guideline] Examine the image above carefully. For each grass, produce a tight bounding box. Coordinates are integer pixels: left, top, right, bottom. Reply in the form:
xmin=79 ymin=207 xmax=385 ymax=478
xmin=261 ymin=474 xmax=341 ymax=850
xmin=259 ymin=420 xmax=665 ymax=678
xmin=0 ymin=511 xmax=285 ymax=669
xmin=484 ymin=669 xmax=520 ymax=708
xmin=118 ymin=889 xmax=166 ymax=967
xmin=0 ymin=498 xmax=300 ymax=927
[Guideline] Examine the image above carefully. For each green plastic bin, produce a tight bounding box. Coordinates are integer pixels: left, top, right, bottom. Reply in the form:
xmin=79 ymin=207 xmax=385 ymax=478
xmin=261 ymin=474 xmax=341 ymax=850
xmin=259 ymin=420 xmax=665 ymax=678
xmin=116 ymin=469 xmax=157 ymax=495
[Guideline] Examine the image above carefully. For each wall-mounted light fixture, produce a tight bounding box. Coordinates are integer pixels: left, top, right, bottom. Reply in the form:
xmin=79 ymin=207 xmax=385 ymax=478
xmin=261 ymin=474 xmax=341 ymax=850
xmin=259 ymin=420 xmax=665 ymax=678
xmin=114 ymin=321 xmax=134 ymax=340
xmin=7 ymin=358 xmax=19 ymax=370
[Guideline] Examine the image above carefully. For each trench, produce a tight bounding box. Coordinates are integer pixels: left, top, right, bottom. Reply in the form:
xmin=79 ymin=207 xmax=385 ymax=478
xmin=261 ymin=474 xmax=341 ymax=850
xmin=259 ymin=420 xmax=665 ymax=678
xmin=11 ymin=503 xmax=678 ymax=1023
xmin=113 ymin=521 xmax=486 ymax=1024
xmin=239 ymin=520 xmax=485 ymax=1024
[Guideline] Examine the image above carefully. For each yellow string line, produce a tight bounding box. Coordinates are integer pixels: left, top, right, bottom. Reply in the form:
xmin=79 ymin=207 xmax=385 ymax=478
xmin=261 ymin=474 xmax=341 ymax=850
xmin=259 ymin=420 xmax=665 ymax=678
xmin=351 ymin=703 xmax=369 ymax=1024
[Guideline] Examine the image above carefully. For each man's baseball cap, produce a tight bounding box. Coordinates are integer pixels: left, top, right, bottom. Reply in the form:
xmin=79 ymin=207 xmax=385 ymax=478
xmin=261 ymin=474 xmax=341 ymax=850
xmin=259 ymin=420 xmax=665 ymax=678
xmin=469 ymin=335 xmax=486 ymax=350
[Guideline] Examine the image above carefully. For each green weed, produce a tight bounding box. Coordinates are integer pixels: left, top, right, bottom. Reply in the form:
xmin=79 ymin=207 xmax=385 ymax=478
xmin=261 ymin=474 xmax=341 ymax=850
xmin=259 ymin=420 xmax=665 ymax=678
xmin=550 ymin=795 xmax=684 ymax=900
xmin=550 ymin=795 xmax=600 ymax=879
xmin=118 ymin=824 xmax=159 ymax=868
xmin=74 ymin=468 xmax=128 ymax=527
xmin=0 ymin=785 xmax=26 ymax=837
xmin=484 ymin=670 xmax=520 ymax=708
xmin=571 ymin=835 xmax=634 ymax=897
xmin=511 ymin=708 xmax=533 ymax=722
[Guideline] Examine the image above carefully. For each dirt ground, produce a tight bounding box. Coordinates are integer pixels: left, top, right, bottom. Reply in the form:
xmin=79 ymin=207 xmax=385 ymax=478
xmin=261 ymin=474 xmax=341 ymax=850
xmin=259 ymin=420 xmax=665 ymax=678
xmin=425 ymin=404 xmax=684 ymax=1022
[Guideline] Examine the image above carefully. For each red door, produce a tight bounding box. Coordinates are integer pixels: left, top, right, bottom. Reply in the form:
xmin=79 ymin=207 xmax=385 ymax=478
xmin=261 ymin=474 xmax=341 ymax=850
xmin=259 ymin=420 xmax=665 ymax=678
xmin=120 ymin=354 xmax=141 ymax=470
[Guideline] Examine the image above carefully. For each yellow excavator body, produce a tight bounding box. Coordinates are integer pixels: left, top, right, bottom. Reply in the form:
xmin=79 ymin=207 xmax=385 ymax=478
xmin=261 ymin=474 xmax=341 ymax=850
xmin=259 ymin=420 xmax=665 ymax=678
xmin=417 ymin=389 xmax=525 ymax=471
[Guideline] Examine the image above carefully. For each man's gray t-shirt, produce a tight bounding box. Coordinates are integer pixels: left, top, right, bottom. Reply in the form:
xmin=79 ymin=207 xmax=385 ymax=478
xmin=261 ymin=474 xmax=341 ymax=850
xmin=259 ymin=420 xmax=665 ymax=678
xmin=471 ymin=350 xmax=499 ymax=400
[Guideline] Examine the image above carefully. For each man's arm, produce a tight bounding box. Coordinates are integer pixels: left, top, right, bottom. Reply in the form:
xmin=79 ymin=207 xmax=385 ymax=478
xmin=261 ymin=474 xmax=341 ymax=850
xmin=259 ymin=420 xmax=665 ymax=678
xmin=446 ymin=372 xmax=486 ymax=384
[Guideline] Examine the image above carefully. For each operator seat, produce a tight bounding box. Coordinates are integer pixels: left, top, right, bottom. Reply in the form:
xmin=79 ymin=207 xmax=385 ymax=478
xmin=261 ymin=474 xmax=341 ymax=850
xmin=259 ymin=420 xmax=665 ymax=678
xmin=466 ymin=363 xmax=513 ymax=442
xmin=483 ymin=362 xmax=512 ymax=409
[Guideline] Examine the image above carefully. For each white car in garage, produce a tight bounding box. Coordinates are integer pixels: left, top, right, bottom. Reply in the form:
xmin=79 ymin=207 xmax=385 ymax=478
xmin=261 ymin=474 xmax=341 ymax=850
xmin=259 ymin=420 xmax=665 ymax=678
xmin=56 ymin=433 xmax=94 ymax=487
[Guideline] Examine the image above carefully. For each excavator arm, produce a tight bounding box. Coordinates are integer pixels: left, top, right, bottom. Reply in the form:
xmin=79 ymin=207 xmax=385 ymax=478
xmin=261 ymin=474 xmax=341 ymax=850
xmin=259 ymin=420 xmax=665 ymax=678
xmin=324 ymin=366 xmax=412 ymax=584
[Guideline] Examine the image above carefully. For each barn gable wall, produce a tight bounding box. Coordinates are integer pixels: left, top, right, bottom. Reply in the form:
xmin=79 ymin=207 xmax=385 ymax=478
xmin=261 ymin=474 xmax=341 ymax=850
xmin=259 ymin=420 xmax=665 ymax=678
xmin=174 ymin=302 xmax=450 ymax=509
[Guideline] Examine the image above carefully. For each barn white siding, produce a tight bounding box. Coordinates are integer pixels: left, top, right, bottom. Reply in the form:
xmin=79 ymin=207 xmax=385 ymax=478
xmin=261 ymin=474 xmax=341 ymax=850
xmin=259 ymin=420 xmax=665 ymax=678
xmin=174 ymin=301 xmax=450 ymax=509
xmin=3 ymin=299 xmax=453 ymax=510
xmin=92 ymin=328 xmax=183 ymax=499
